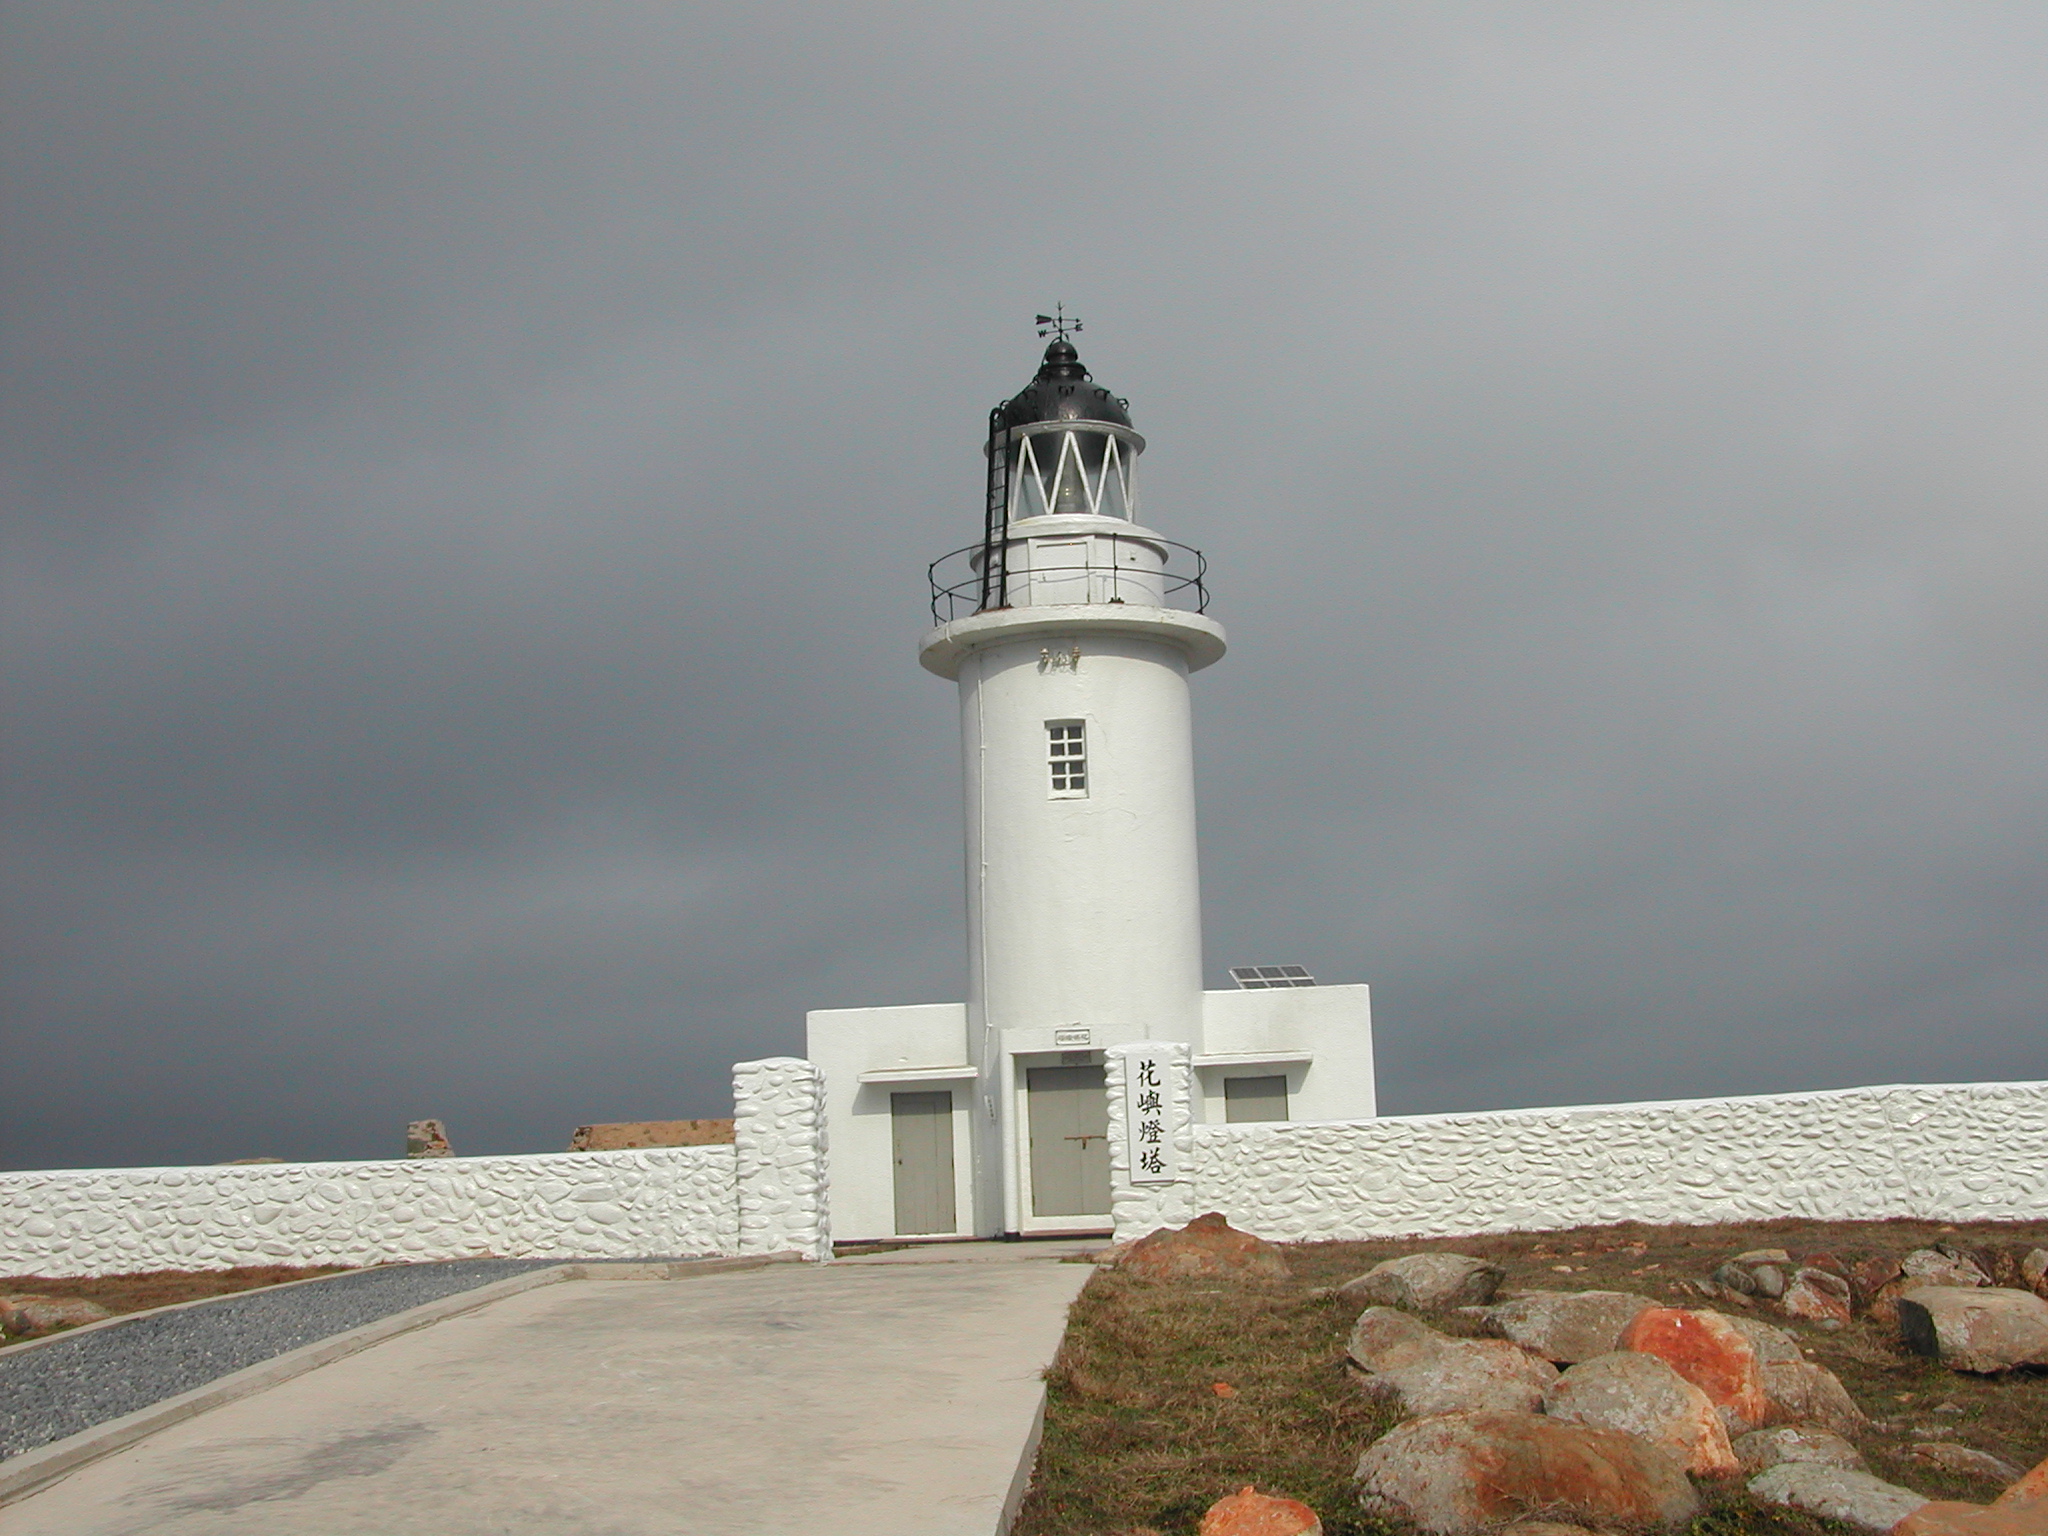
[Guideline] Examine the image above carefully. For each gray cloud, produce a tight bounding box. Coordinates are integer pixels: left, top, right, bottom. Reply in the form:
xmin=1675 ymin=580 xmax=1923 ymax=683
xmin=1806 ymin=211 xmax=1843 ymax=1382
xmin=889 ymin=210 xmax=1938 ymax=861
xmin=7 ymin=2 xmax=2048 ymax=1165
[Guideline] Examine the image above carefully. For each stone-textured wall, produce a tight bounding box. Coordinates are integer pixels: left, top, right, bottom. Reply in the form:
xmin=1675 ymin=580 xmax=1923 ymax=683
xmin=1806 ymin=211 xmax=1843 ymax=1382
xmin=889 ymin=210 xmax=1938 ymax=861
xmin=1141 ymin=1082 xmax=2048 ymax=1243
xmin=1105 ymin=1044 xmax=1195 ymax=1238
xmin=0 ymin=1145 xmax=739 ymax=1279
xmin=733 ymin=1056 xmax=831 ymax=1262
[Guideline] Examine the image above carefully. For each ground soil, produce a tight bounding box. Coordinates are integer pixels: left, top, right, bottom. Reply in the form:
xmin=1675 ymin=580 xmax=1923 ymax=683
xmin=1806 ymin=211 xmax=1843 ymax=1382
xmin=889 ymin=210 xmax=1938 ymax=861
xmin=0 ymin=1265 xmax=351 ymax=1346
xmin=1018 ymin=1218 xmax=2048 ymax=1536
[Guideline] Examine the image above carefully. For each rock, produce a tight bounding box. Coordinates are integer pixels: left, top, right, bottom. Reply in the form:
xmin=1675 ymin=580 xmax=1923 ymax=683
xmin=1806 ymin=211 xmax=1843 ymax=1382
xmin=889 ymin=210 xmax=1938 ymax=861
xmin=1496 ymin=1526 xmax=1606 ymax=1536
xmin=1725 ymin=1314 xmax=1801 ymax=1364
xmin=1198 ymin=1486 xmax=1322 ymax=1536
xmin=1477 ymin=1291 xmax=1656 ymax=1363
xmin=2006 ymin=1448 xmax=2048 ymax=1506
xmin=1899 ymin=1287 xmax=2048 ymax=1373
xmin=1735 ymin=1248 xmax=1794 ymax=1266
xmin=1713 ymin=1263 xmax=1760 ymax=1296
xmin=1620 ymin=1306 xmax=1770 ymax=1432
xmin=0 ymin=1294 xmax=113 ymax=1333
xmin=1116 ymin=1213 xmax=1291 ymax=1282
xmin=1854 ymin=1254 xmax=1906 ymax=1311
xmin=2023 ymin=1251 xmax=2048 ymax=1300
xmin=568 ymin=1119 xmax=734 ymax=1150
xmin=1349 ymin=1307 xmax=1452 ymax=1372
xmin=1354 ymin=1410 xmax=1699 ymax=1534
xmin=1338 ymin=1253 xmax=1505 ymax=1311
xmin=1781 ymin=1266 xmax=1854 ymax=1327
xmin=1892 ymin=1502 xmax=2048 ymax=1536
xmin=1906 ymin=1444 xmax=2026 ymax=1484
xmin=1732 ymin=1425 xmax=1867 ymax=1474
xmin=1749 ymin=1463 xmax=1930 ymax=1532
xmin=1543 ymin=1350 xmax=1739 ymax=1477
xmin=1905 ymin=1246 xmax=1994 ymax=1288
xmin=1347 ymin=1308 xmax=1558 ymax=1417
xmin=405 ymin=1119 xmax=453 ymax=1158
xmin=1759 ymin=1359 xmax=1869 ymax=1437
xmin=1893 ymin=1456 xmax=2048 ymax=1536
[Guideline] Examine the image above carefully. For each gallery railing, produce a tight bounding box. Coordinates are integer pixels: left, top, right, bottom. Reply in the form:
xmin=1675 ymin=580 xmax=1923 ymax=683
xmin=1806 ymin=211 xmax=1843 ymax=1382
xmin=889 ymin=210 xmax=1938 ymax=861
xmin=928 ymin=532 xmax=1209 ymax=624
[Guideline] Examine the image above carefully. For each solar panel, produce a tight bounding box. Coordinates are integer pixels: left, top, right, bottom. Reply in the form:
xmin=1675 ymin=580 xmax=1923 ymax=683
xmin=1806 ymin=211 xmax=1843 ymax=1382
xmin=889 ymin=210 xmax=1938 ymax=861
xmin=1228 ymin=964 xmax=1316 ymax=990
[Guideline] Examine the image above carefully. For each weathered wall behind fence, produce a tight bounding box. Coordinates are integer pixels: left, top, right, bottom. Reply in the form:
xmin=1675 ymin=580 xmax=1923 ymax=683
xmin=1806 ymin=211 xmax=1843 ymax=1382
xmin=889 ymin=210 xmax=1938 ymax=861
xmin=1131 ymin=1081 xmax=2048 ymax=1243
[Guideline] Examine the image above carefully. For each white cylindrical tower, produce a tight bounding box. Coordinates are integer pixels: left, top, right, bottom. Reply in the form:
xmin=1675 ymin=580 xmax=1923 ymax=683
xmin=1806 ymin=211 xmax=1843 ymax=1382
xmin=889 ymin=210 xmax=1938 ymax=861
xmin=920 ymin=335 xmax=1225 ymax=1234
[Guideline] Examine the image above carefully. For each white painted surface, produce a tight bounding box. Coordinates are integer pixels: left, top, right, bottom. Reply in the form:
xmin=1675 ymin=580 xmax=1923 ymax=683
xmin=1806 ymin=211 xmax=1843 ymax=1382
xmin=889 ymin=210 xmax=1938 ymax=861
xmin=807 ymin=1003 xmax=976 ymax=1244
xmin=732 ymin=1056 xmax=831 ymax=1262
xmin=940 ymin=616 xmax=1213 ymax=1057
xmin=1105 ymin=1044 xmax=1196 ymax=1239
xmin=0 ymin=1146 xmax=738 ymax=1278
xmin=1196 ymin=984 xmax=1377 ymax=1126
xmin=1111 ymin=1080 xmax=2048 ymax=1242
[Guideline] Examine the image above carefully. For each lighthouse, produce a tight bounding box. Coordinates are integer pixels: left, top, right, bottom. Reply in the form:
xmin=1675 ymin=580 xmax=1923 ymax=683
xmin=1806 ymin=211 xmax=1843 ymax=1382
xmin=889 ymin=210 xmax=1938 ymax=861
xmin=806 ymin=326 xmax=1376 ymax=1243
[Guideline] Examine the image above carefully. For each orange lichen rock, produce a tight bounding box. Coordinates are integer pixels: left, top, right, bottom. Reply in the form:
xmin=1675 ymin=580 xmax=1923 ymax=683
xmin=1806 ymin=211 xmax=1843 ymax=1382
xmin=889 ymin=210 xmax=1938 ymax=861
xmin=1621 ymin=1306 xmax=1769 ymax=1430
xmin=1198 ymin=1486 xmax=1322 ymax=1536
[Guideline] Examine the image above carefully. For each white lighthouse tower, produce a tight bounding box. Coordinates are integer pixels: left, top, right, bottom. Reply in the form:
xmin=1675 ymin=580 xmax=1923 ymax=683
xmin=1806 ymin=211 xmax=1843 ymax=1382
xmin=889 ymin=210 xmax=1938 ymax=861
xmin=806 ymin=325 xmax=1376 ymax=1243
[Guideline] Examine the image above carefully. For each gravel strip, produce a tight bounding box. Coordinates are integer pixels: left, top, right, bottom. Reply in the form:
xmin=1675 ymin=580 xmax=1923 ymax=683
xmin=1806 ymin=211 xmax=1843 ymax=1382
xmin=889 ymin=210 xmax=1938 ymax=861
xmin=0 ymin=1259 xmax=565 ymax=1460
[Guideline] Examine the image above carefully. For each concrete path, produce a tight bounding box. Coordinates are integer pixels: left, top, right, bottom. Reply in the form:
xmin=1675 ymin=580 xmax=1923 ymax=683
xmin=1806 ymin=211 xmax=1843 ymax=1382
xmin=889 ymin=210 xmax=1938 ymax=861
xmin=0 ymin=1246 xmax=1095 ymax=1535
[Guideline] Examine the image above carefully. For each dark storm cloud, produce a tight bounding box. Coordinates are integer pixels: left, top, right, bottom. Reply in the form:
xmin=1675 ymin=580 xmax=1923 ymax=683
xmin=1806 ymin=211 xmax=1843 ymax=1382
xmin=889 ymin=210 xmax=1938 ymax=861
xmin=7 ymin=3 xmax=2048 ymax=1164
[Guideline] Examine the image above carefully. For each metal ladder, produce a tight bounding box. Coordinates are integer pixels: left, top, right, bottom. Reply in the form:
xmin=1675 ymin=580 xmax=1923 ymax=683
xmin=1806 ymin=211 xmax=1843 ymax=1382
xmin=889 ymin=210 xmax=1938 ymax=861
xmin=977 ymin=407 xmax=1009 ymax=612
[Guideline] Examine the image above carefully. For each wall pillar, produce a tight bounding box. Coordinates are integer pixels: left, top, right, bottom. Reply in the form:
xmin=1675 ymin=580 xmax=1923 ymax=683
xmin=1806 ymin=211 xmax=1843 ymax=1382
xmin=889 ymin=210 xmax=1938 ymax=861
xmin=732 ymin=1057 xmax=832 ymax=1261
xmin=1105 ymin=1042 xmax=1195 ymax=1240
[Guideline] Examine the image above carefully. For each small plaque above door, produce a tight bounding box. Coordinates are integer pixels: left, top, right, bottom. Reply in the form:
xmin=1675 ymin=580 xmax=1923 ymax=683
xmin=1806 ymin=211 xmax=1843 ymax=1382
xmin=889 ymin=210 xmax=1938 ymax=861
xmin=1054 ymin=1027 xmax=1092 ymax=1047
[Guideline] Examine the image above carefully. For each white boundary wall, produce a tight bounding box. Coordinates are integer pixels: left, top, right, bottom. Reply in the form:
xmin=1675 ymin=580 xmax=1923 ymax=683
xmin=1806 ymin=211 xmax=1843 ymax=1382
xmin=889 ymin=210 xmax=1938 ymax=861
xmin=1113 ymin=1080 xmax=2048 ymax=1242
xmin=0 ymin=1146 xmax=740 ymax=1278
xmin=0 ymin=1057 xmax=830 ymax=1279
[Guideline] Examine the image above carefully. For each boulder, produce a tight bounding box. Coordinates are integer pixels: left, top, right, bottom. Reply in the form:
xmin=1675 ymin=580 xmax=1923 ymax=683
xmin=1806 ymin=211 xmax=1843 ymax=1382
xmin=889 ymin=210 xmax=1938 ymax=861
xmin=1116 ymin=1213 xmax=1291 ymax=1282
xmin=1891 ymin=1502 xmax=2048 ymax=1536
xmin=1893 ymin=1456 xmax=2048 ymax=1536
xmin=1199 ymin=1486 xmax=1322 ymax=1536
xmin=1477 ymin=1291 xmax=1656 ymax=1363
xmin=1542 ymin=1350 xmax=1739 ymax=1477
xmin=0 ymin=1294 xmax=112 ymax=1333
xmin=1732 ymin=1425 xmax=1866 ymax=1474
xmin=1354 ymin=1410 xmax=1699 ymax=1534
xmin=405 ymin=1118 xmax=453 ymax=1158
xmin=1854 ymin=1254 xmax=1906 ymax=1311
xmin=1904 ymin=1246 xmax=1994 ymax=1288
xmin=1905 ymin=1444 xmax=2026 ymax=1484
xmin=1749 ymin=1463 xmax=1930 ymax=1532
xmin=1347 ymin=1308 xmax=1558 ymax=1417
xmin=1620 ymin=1306 xmax=1770 ymax=1432
xmin=1898 ymin=1287 xmax=2048 ymax=1373
xmin=1781 ymin=1267 xmax=1853 ymax=1327
xmin=1757 ymin=1359 xmax=1869 ymax=1437
xmin=1726 ymin=1314 xmax=1801 ymax=1365
xmin=2023 ymin=1250 xmax=2048 ymax=1300
xmin=1348 ymin=1307 xmax=1453 ymax=1373
xmin=1496 ymin=1526 xmax=1606 ymax=1536
xmin=1339 ymin=1253 xmax=1504 ymax=1311
xmin=1735 ymin=1248 xmax=1795 ymax=1266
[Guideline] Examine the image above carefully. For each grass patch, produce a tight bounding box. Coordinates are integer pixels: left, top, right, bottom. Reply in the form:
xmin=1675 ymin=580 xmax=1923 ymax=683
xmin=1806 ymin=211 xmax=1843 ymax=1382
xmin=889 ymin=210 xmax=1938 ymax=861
xmin=1017 ymin=1218 xmax=2048 ymax=1536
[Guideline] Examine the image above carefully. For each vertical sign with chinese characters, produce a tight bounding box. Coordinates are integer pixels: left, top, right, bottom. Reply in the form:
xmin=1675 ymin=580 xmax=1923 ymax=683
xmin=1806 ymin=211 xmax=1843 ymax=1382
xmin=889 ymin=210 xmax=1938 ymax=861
xmin=1121 ymin=1051 xmax=1181 ymax=1185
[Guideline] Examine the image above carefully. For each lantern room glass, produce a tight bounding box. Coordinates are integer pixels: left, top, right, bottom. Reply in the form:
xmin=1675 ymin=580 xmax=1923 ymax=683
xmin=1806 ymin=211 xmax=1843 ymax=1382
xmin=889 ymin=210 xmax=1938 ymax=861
xmin=1009 ymin=427 xmax=1134 ymax=522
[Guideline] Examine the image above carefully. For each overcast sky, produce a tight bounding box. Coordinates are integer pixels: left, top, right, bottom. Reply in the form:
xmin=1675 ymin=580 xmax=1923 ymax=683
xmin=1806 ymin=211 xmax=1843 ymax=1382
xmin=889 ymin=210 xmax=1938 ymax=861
xmin=6 ymin=3 xmax=2048 ymax=1167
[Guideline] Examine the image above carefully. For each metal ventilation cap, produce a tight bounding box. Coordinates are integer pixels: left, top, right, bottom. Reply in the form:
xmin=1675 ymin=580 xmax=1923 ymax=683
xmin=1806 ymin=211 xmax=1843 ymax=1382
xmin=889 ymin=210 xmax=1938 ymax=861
xmin=1228 ymin=965 xmax=1317 ymax=990
xmin=997 ymin=340 xmax=1133 ymax=432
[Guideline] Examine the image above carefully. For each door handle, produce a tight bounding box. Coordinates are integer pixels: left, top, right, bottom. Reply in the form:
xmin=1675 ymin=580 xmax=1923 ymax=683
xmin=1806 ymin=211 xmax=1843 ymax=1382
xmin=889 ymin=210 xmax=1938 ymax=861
xmin=1065 ymin=1134 xmax=1102 ymax=1147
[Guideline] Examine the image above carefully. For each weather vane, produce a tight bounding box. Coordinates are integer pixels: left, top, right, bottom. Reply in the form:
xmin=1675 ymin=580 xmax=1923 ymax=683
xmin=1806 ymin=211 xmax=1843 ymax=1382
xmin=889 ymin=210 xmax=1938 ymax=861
xmin=1035 ymin=305 xmax=1083 ymax=343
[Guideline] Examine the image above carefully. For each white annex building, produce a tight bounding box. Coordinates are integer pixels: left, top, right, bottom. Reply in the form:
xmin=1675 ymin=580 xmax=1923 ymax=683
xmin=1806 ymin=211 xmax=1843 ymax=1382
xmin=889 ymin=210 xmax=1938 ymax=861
xmin=807 ymin=331 xmax=1379 ymax=1243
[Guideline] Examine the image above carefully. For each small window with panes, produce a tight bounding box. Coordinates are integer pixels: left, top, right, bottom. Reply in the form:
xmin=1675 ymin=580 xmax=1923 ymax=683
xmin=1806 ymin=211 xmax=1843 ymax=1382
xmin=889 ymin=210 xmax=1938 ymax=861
xmin=1048 ymin=721 xmax=1087 ymax=797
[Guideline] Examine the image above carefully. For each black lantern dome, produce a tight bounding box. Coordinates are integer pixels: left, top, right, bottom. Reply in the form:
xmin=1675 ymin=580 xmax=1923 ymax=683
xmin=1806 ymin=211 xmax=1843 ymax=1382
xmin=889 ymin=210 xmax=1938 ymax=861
xmin=997 ymin=341 xmax=1133 ymax=431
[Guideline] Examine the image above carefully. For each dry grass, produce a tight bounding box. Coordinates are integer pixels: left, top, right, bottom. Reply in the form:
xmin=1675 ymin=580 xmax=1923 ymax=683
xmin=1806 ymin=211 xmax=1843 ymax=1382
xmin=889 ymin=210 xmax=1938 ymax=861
xmin=0 ymin=1264 xmax=350 ymax=1345
xmin=1017 ymin=1218 xmax=2048 ymax=1536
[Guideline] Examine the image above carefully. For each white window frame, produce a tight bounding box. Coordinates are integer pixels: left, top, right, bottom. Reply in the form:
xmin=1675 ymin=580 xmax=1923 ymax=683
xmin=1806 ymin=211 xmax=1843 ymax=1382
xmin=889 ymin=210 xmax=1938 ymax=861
xmin=1047 ymin=719 xmax=1088 ymax=798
